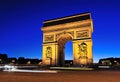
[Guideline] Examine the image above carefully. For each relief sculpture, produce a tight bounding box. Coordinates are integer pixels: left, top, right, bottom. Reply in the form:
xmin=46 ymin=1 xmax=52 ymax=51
xmin=56 ymin=31 xmax=74 ymax=40
xmin=76 ymin=30 xmax=88 ymax=39
xmin=46 ymin=47 xmax=52 ymax=58
xmin=78 ymin=42 xmax=88 ymax=59
xmin=67 ymin=31 xmax=74 ymax=37
xmin=44 ymin=35 xmax=54 ymax=42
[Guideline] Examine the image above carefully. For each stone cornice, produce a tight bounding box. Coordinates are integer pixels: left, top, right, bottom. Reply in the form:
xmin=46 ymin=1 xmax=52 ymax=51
xmin=41 ymin=19 xmax=92 ymax=32
xmin=44 ymin=12 xmax=91 ymax=24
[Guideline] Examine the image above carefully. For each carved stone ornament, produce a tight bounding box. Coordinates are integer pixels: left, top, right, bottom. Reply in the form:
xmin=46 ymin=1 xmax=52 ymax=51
xmin=46 ymin=47 xmax=52 ymax=58
xmin=56 ymin=31 xmax=74 ymax=40
xmin=78 ymin=42 xmax=88 ymax=59
xmin=44 ymin=35 xmax=54 ymax=42
xmin=67 ymin=31 xmax=74 ymax=37
xmin=76 ymin=30 xmax=88 ymax=39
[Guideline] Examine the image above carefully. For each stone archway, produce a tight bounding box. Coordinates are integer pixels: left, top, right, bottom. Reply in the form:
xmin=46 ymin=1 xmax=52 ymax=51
xmin=57 ymin=33 xmax=73 ymax=66
xmin=41 ymin=12 xmax=93 ymax=66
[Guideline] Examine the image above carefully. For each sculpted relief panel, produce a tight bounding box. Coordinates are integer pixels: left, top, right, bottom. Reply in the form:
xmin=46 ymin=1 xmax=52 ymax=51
xmin=46 ymin=46 xmax=52 ymax=58
xmin=76 ymin=30 xmax=88 ymax=39
xmin=56 ymin=31 xmax=74 ymax=40
xmin=78 ymin=42 xmax=88 ymax=59
xmin=44 ymin=35 xmax=54 ymax=42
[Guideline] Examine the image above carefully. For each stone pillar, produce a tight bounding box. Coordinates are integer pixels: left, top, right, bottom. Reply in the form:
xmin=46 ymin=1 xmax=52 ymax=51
xmin=73 ymin=39 xmax=93 ymax=66
xmin=42 ymin=42 xmax=58 ymax=66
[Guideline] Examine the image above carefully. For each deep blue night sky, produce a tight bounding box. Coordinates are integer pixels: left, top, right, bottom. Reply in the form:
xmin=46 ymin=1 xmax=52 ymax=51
xmin=0 ymin=0 xmax=120 ymax=63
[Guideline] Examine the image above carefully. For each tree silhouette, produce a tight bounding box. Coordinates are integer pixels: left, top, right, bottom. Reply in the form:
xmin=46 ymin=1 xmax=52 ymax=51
xmin=0 ymin=54 xmax=8 ymax=64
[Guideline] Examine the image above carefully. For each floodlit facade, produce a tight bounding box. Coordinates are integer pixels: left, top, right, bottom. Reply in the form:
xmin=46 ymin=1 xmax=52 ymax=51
xmin=41 ymin=12 xmax=93 ymax=66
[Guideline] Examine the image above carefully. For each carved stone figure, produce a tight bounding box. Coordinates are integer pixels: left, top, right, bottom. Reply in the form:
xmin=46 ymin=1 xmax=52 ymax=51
xmin=46 ymin=47 xmax=52 ymax=58
xmin=77 ymin=31 xmax=88 ymax=38
xmin=44 ymin=35 xmax=54 ymax=42
xmin=78 ymin=42 xmax=88 ymax=59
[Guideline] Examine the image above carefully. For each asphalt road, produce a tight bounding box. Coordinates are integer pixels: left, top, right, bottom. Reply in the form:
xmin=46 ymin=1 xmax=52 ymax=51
xmin=0 ymin=70 xmax=120 ymax=82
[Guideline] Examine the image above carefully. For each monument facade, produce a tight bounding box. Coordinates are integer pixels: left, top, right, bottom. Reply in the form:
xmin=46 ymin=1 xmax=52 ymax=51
xmin=41 ymin=12 xmax=93 ymax=66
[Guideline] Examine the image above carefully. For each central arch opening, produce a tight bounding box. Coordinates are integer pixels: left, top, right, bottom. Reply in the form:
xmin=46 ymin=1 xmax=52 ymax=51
xmin=65 ymin=40 xmax=73 ymax=60
xmin=65 ymin=40 xmax=73 ymax=66
xmin=57 ymin=34 xmax=73 ymax=66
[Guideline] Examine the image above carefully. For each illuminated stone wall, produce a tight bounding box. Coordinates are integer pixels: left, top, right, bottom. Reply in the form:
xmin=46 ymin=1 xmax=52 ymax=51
xmin=41 ymin=12 xmax=93 ymax=66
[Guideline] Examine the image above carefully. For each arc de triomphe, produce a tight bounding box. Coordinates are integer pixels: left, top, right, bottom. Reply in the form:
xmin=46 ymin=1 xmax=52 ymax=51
xmin=41 ymin=12 xmax=93 ymax=66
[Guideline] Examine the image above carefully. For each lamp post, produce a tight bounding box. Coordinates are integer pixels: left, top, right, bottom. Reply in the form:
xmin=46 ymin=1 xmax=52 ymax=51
xmin=0 ymin=59 xmax=2 ymax=64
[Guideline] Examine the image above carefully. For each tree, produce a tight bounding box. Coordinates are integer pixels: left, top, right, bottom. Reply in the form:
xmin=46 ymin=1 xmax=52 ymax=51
xmin=0 ymin=54 xmax=8 ymax=64
xmin=18 ymin=57 xmax=25 ymax=64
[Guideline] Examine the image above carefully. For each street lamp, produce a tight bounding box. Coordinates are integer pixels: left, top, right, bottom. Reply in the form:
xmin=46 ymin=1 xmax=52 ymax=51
xmin=0 ymin=59 xmax=2 ymax=63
